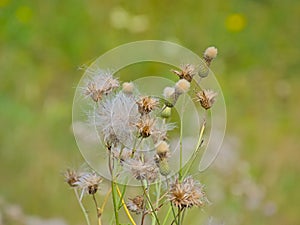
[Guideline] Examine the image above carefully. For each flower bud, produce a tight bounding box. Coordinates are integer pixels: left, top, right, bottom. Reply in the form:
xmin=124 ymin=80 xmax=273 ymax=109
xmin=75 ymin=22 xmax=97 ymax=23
xmin=160 ymin=106 xmax=172 ymax=118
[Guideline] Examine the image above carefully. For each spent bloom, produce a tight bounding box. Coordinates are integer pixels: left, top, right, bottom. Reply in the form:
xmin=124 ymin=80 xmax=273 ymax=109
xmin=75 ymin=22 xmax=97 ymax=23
xmin=76 ymin=172 xmax=103 ymax=195
xmin=168 ymin=176 xmax=208 ymax=209
xmin=195 ymin=89 xmax=218 ymax=110
xmin=92 ymin=92 xmax=140 ymax=147
xmin=84 ymin=69 xmax=119 ymax=102
xmin=203 ymin=46 xmax=218 ymax=66
xmin=171 ymin=64 xmax=196 ymax=82
xmin=175 ymin=79 xmax=190 ymax=95
xmin=137 ymin=96 xmax=159 ymax=115
xmin=126 ymin=195 xmax=144 ymax=214
xmin=125 ymin=157 xmax=159 ymax=182
xmin=122 ymin=82 xmax=135 ymax=94
xmin=64 ymin=169 xmax=81 ymax=187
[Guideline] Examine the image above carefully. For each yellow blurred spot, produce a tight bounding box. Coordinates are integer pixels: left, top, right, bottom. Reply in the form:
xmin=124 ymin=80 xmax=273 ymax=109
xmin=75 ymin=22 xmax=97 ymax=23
xmin=15 ymin=6 xmax=32 ymax=24
xmin=0 ymin=0 xmax=10 ymax=8
xmin=225 ymin=13 xmax=246 ymax=32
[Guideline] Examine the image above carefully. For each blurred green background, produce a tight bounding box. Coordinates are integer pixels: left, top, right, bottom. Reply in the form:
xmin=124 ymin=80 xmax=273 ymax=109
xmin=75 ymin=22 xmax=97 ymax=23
xmin=1 ymin=0 xmax=299 ymax=224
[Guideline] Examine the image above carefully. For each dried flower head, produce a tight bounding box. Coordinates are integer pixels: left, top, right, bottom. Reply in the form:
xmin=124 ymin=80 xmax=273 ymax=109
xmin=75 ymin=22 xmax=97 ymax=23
xmin=168 ymin=176 xmax=208 ymax=209
xmin=203 ymin=46 xmax=218 ymax=66
xmin=84 ymin=69 xmax=119 ymax=102
xmin=93 ymin=92 xmax=139 ymax=147
xmin=195 ymin=89 xmax=217 ymax=110
xmin=172 ymin=64 xmax=196 ymax=82
xmin=122 ymin=82 xmax=134 ymax=94
xmin=126 ymin=195 xmax=144 ymax=214
xmin=136 ymin=117 xmax=155 ymax=138
xmin=125 ymin=157 xmax=159 ymax=182
xmin=155 ymin=141 xmax=170 ymax=158
xmin=175 ymin=79 xmax=191 ymax=95
xmin=163 ymin=87 xmax=176 ymax=107
xmin=76 ymin=172 xmax=103 ymax=195
xmin=137 ymin=96 xmax=159 ymax=115
xmin=64 ymin=169 xmax=80 ymax=187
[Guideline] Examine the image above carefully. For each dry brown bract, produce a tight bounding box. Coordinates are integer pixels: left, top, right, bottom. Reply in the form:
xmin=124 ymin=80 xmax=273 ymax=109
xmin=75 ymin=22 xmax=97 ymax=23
xmin=168 ymin=176 xmax=207 ymax=209
xmin=136 ymin=117 xmax=155 ymax=138
xmin=195 ymin=89 xmax=217 ymax=110
xmin=126 ymin=195 xmax=144 ymax=214
xmin=137 ymin=96 xmax=159 ymax=115
xmin=171 ymin=64 xmax=196 ymax=82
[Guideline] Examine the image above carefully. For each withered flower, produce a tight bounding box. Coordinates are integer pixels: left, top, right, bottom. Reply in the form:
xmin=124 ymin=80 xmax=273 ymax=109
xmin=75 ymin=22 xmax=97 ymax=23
xmin=126 ymin=195 xmax=144 ymax=214
xmin=171 ymin=64 xmax=196 ymax=82
xmin=195 ymin=89 xmax=217 ymax=110
xmin=136 ymin=117 xmax=155 ymax=138
xmin=64 ymin=169 xmax=80 ymax=187
xmin=168 ymin=176 xmax=208 ymax=209
xmin=125 ymin=157 xmax=159 ymax=182
xmin=76 ymin=172 xmax=103 ymax=195
xmin=137 ymin=96 xmax=159 ymax=115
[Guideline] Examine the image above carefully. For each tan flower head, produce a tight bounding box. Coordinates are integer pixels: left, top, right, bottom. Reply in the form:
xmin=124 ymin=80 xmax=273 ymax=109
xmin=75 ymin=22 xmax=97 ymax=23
xmin=203 ymin=46 xmax=218 ymax=66
xmin=175 ymin=79 xmax=191 ymax=95
xmin=136 ymin=117 xmax=155 ymax=138
xmin=125 ymin=157 xmax=159 ymax=182
xmin=122 ymin=82 xmax=134 ymax=94
xmin=85 ymin=82 xmax=104 ymax=102
xmin=137 ymin=96 xmax=159 ymax=115
xmin=195 ymin=89 xmax=218 ymax=110
xmin=76 ymin=172 xmax=103 ymax=195
xmin=168 ymin=176 xmax=208 ymax=209
xmin=64 ymin=169 xmax=80 ymax=187
xmin=84 ymin=70 xmax=119 ymax=102
xmin=126 ymin=195 xmax=144 ymax=214
xmin=171 ymin=64 xmax=196 ymax=82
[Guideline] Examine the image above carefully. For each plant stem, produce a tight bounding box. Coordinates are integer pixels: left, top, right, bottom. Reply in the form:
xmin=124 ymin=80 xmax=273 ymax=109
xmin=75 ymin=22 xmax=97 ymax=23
xmin=111 ymin=180 xmax=119 ymax=225
xmin=116 ymin=185 xmax=137 ymax=225
xmin=108 ymin=150 xmax=119 ymax=225
xmin=92 ymin=194 xmax=102 ymax=225
xmin=73 ymin=189 xmax=91 ymax=225
xmin=182 ymin=122 xmax=205 ymax=178
xmin=141 ymin=181 xmax=161 ymax=225
xmin=162 ymin=207 xmax=172 ymax=225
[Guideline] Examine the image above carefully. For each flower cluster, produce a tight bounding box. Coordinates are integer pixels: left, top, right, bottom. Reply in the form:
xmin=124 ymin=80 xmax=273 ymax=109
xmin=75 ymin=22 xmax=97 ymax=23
xmin=66 ymin=46 xmax=220 ymax=225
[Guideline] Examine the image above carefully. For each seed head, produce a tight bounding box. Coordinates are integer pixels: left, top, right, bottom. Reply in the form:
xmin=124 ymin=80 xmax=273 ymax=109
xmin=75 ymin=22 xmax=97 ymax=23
xmin=171 ymin=64 xmax=196 ymax=82
xmin=136 ymin=117 xmax=155 ymax=138
xmin=155 ymin=141 xmax=170 ymax=158
xmin=203 ymin=46 xmax=218 ymax=66
xmin=195 ymin=89 xmax=217 ymax=110
xmin=137 ymin=96 xmax=159 ymax=115
xmin=163 ymin=87 xmax=176 ymax=107
xmin=125 ymin=157 xmax=159 ymax=182
xmin=64 ymin=169 xmax=80 ymax=187
xmin=168 ymin=176 xmax=208 ymax=209
xmin=126 ymin=195 xmax=144 ymax=214
xmin=175 ymin=79 xmax=190 ymax=95
xmin=122 ymin=82 xmax=134 ymax=94
xmin=76 ymin=172 xmax=103 ymax=195
xmin=84 ymin=69 xmax=119 ymax=102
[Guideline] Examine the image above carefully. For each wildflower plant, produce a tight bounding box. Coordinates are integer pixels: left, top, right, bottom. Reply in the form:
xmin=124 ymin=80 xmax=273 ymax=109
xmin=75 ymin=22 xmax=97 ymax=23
xmin=68 ymin=41 xmax=226 ymax=225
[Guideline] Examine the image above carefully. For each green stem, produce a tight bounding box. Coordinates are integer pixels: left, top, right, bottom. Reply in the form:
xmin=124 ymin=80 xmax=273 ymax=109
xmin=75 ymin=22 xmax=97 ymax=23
xmin=182 ymin=122 xmax=205 ymax=178
xmin=111 ymin=180 xmax=119 ymax=225
xmin=162 ymin=207 xmax=172 ymax=225
xmin=109 ymin=150 xmax=119 ymax=225
xmin=179 ymin=111 xmax=183 ymax=180
xmin=74 ymin=189 xmax=91 ymax=225
xmin=141 ymin=181 xmax=161 ymax=225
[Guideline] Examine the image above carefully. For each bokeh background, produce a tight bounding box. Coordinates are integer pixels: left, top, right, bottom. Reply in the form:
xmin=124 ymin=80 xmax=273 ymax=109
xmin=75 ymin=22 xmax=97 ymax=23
xmin=1 ymin=0 xmax=299 ymax=224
